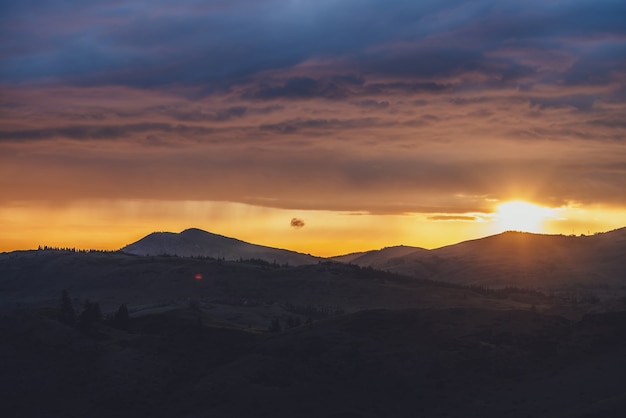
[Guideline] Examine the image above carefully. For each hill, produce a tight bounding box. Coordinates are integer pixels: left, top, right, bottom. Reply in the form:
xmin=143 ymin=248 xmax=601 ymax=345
xmin=121 ymin=228 xmax=320 ymax=266
xmin=331 ymin=245 xmax=427 ymax=265
xmin=333 ymin=229 xmax=626 ymax=293
xmin=2 ymin=306 xmax=625 ymax=417
xmin=2 ymin=230 xmax=626 ymax=417
xmin=0 ymin=250 xmax=539 ymax=321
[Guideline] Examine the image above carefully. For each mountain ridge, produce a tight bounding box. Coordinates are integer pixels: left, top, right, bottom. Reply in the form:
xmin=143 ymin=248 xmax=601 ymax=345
xmin=336 ymin=228 xmax=626 ymax=289
xmin=121 ymin=227 xmax=321 ymax=266
xmin=118 ymin=226 xmax=626 ymax=291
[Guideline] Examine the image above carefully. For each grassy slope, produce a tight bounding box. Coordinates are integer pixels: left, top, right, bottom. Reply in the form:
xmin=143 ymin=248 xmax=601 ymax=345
xmin=1 ymin=307 xmax=625 ymax=418
xmin=339 ymin=230 xmax=626 ymax=291
xmin=0 ymin=250 xmax=538 ymax=318
xmin=2 ymin=249 xmax=625 ymax=417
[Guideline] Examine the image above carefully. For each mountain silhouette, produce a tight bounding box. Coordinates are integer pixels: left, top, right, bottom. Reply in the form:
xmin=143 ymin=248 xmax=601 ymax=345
xmin=332 ymin=228 xmax=626 ymax=289
xmin=121 ymin=228 xmax=320 ymax=266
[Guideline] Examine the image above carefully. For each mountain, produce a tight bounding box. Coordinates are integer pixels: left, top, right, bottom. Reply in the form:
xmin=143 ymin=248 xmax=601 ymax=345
xmin=331 ymin=245 xmax=428 ymax=266
xmin=121 ymin=228 xmax=320 ymax=266
xmin=333 ymin=228 xmax=626 ymax=292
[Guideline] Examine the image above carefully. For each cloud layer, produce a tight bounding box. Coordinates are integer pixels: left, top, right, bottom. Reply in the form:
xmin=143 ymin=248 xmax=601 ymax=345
xmin=1 ymin=0 xmax=625 ymax=216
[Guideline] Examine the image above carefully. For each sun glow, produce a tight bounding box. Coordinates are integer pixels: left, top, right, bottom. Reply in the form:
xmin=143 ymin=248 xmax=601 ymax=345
xmin=495 ymin=201 xmax=558 ymax=233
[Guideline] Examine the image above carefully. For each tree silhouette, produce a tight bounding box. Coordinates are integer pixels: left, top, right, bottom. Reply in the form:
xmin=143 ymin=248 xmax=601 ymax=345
xmin=112 ymin=304 xmax=130 ymax=330
xmin=59 ymin=289 xmax=75 ymax=326
xmin=286 ymin=315 xmax=301 ymax=329
xmin=195 ymin=316 xmax=204 ymax=342
xmin=269 ymin=318 xmax=282 ymax=332
xmin=77 ymin=300 xmax=102 ymax=333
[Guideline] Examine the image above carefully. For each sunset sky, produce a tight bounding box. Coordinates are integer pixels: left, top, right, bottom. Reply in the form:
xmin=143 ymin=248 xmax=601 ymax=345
xmin=1 ymin=0 xmax=626 ymax=256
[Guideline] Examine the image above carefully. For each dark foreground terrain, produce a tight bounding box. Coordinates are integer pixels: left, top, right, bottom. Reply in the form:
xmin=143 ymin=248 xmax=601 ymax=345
xmin=1 ymin=250 xmax=626 ymax=417
xmin=2 ymin=306 xmax=626 ymax=418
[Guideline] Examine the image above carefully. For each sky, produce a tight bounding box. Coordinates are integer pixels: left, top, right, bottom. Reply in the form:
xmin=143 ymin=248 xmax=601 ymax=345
xmin=1 ymin=0 xmax=626 ymax=256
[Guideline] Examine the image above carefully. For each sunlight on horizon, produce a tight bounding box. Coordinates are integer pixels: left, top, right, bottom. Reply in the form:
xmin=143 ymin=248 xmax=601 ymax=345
xmin=494 ymin=200 xmax=561 ymax=233
xmin=1 ymin=199 xmax=626 ymax=257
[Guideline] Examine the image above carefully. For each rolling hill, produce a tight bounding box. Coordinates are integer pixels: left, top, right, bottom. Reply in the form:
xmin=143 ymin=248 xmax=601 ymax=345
xmin=332 ymin=228 xmax=626 ymax=292
xmin=0 ymin=250 xmax=532 ymax=318
xmin=330 ymin=245 xmax=427 ymax=265
xmin=2 ymin=229 xmax=626 ymax=417
xmin=121 ymin=227 xmax=320 ymax=266
xmin=3 ymin=305 xmax=625 ymax=418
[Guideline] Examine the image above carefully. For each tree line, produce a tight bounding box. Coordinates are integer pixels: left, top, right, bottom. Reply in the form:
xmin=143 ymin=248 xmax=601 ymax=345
xmin=38 ymin=246 xmax=116 ymax=253
xmin=59 ymin=289 xmax=130 ymax=333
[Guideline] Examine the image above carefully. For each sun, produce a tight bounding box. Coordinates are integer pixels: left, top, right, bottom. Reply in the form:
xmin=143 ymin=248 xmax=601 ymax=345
xmin=494 ymin=201 xmax=557 ymax=233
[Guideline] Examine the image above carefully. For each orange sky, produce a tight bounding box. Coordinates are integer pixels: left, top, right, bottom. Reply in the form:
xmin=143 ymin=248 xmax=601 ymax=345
xmin=2 ymin=1 xmax=625 ymax=255
xmin=2 ymin=198 xmax=625 ymax=257
xmin=2 ymin=82 xmax=625 ymax=256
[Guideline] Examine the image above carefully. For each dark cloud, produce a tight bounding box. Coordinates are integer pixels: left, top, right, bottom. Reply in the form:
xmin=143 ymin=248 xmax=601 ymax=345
xmin=353 ymin=100 xmax=390 ymax=109
xmin=561 ymin=42 xmax=626 ymax=86
xmin=588 ymin=119 xmax=626 ymax=129
xmin=151 ymin=104 xmax=285 ymax=122
xmin=0 ymin=123 xmax=216 ymax=142
xmin=290 ymin=218 xmax=305 ymax=229
xmin=160 ymin=106 xmax=248 ymax=122
xmin=364 ymin=81 xmax=450 ymax=96
xmin=466 ymin=109 xmax=493 ymax=118
xmin=0 ymin=114 xmax=397 ymax=144
xmin=449 ymin=97 xmax=490 ymax=106
xmin=1 ymin=0 xmax=622 ymax=92
xmin=357 ymin=48 xmax=496 ymax=80
xmin=529 ymin=95 xmax=597 ymax=111
xmin=247 ymin=77 xmax=352 ymax=100
xmin=1 ymin=0 xmax=626 ymax=219
xmin=258 ymin=118 xmax=388 ymax=135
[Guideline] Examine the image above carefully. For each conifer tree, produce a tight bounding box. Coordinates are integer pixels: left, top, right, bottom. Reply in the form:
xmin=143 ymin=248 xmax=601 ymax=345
xmin=59 ymin=289 xmax=75 ymax=326
xmin=269 ymin=318 xmax=282 ymax=332
xmin=77 ymin=300 xmax=102 ymax=333
xmin=112 ymin=304 xmax=130 ymax=330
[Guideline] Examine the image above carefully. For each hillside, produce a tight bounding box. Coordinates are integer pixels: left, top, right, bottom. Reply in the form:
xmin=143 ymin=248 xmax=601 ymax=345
xmin=331 ymin=245 xmax=427 ymax=265
xmin=2 ymin=306 xmax=625 ymax=418
xmin=334 ymin=229 xmax=626 ymax=293
xmin=3 ymin=230 xmax=626 ymax=417
xmin=0 ymin=250 xmax=542 ymax=324
xmin=121 ymin=228 xmax=320 ymax=266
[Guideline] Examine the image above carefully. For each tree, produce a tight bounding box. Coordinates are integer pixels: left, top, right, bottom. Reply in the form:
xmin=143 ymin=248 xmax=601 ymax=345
xmin=59 ymin=289 xmax=75 ymax=326
xmin=286 ymin=315 xmax=301 ymax=329
xmin=92 ymin=302 xmax=102 ymax=322
xmin=112 ymin=304 xmax=130 ymax=330
xmin=77 ymin=300 xmax=102 ymax=333
xmin=269 ymin=318 xmax=282 ymax=332
xmin=195 ymin=316 xmax=204 ymax=342
xmin=189 ymin=299 xmax=201 ymax=312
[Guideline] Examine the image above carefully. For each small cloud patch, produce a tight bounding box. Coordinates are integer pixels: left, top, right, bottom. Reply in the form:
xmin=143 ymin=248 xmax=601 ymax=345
xmin=428 ymin=215 xmax=479 ymax=222
xmin=290 ymin=218 xmax=305 ymax=229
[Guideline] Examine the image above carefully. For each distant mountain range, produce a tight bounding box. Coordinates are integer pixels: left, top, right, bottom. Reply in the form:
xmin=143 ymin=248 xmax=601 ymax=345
xmin=332 ymin=228 xmax=626 ymax=290
xmin=120 ymin=227 xmax=626 ymax=291
xmin=121 ymin=228 xmax=321 ymax=266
